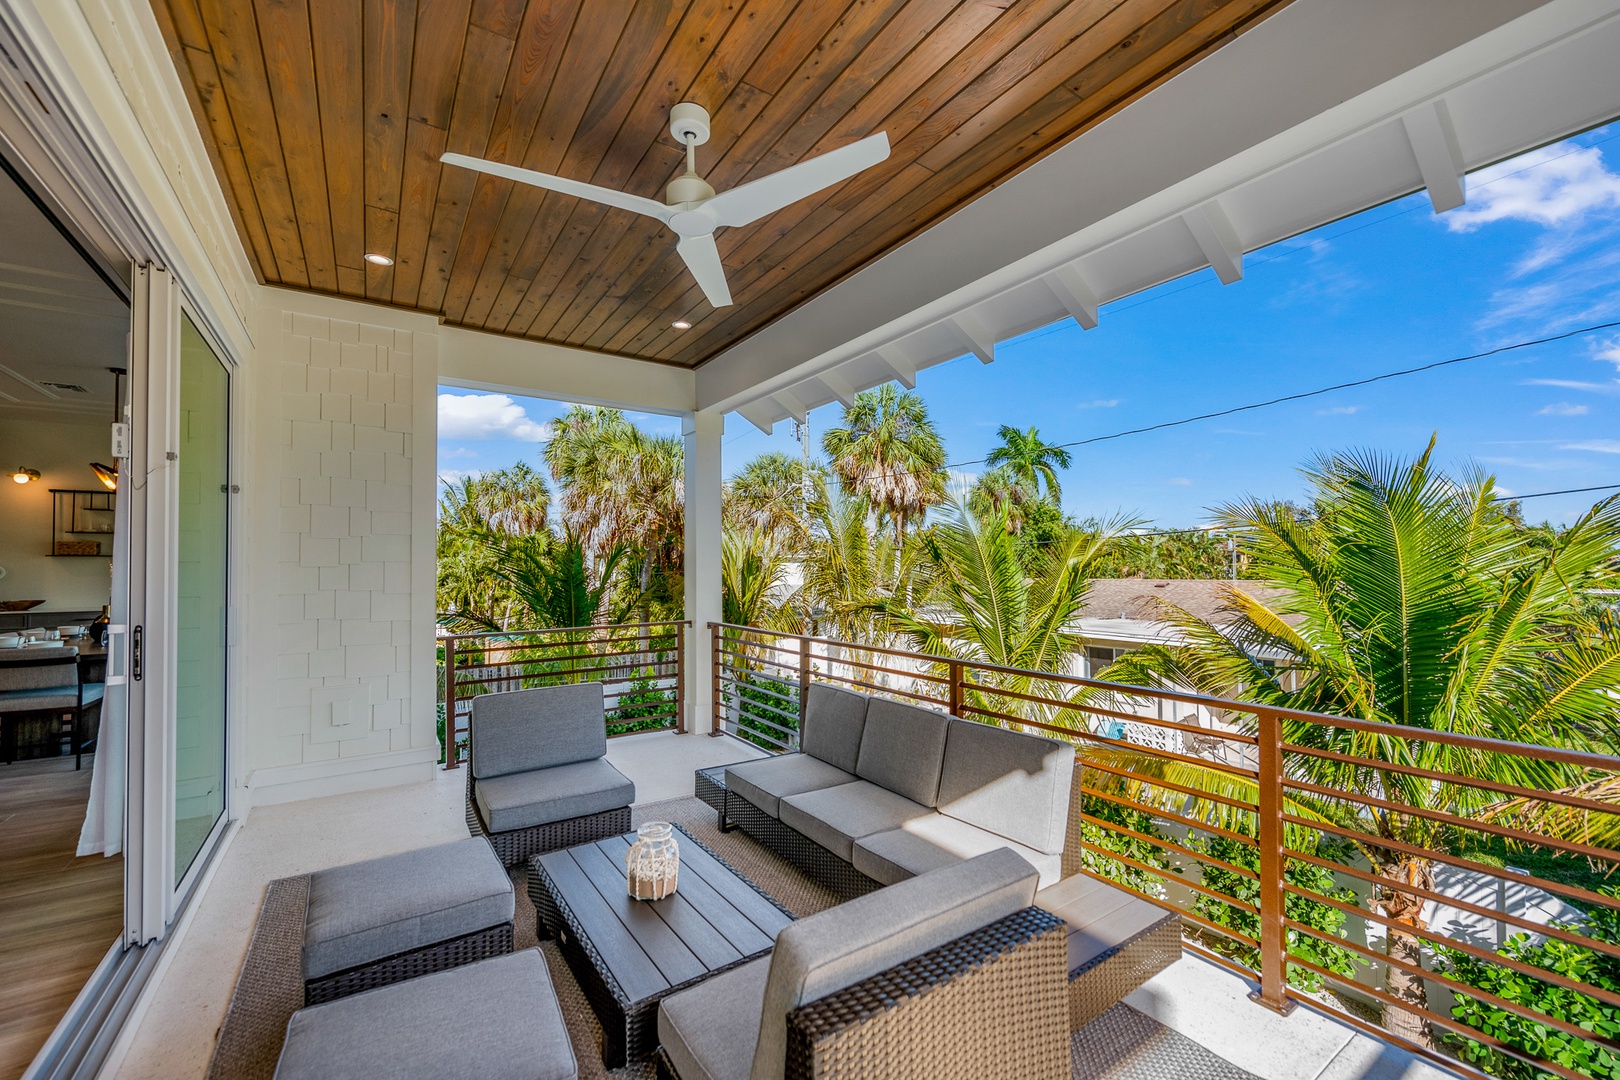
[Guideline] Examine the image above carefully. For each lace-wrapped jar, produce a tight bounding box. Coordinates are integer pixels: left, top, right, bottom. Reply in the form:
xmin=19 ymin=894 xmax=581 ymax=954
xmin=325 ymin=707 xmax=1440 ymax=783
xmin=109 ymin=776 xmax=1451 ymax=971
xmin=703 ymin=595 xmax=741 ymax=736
xmin=626 ymin=821 xmax=679 ymax=900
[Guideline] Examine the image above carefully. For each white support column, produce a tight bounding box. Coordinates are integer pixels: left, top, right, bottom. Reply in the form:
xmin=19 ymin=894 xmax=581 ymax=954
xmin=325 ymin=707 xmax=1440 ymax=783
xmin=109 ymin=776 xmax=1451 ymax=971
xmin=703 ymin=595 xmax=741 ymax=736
xmin=683 ymin=410 xmax=724 ymax=735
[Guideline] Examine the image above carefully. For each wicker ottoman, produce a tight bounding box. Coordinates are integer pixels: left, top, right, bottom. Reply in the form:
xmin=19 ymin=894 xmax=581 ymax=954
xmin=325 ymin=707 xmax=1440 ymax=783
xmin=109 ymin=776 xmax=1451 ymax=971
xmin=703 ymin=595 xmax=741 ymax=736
xmin=276 ymin=949 xmax=577 ymax=1080
xmin=302 ymin=837 xmax=515 ymax=1005
xmin=1036 ymin=873 xmax=1181 ymax=1030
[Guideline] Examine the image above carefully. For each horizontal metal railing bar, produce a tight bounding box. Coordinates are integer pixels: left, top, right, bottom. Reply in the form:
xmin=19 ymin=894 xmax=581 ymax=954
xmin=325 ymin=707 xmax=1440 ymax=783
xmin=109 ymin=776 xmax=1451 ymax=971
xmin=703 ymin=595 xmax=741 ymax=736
xmin=1279 ymin=882 xmax=1620 ymax=1010
xmin=718 ymin=721 xmax=793 ymax=751
xmin=1080 ymin=784 xmax=1260 ymax=846
xmin=716 ymin=704 xmax=798 ymax=738
xmin=714 ymin=635 xmax=806 ymax=665
xmin=960 ymin=677 xmax=1262 ymax=746
xmin=1281 ymin=743 xmax=1620 ymax=818
xmin=963 ymin=704 xmax=1263 ymax=779
xmin=1068 ymin=869 xmax=1265 ymax=961
xmin=1283 ymin=985 xmax=1504 ymax=1080
xmin=606 ymin=711 xmax=679 ymax=725
xmin=713 ymin=623 xmax=953 ymax=665
xmin=1080 ymin=758 xmax=1259 ymax=813
xmin=1282 ymin=813 xmax=1620 ymax=912
xmin=1283 ymin=776 xmax=1620 ymax=865
xmin=1082 ymin=813 xmax=1262 ymax=886
xmin=716 ymin=682 xmax=800 ymax=723
xmin=1179 ymin=937 xmax=1262 ymax=983
xmin=809 ymin=649 xmax=953 ymax=687
xmin=1076 ymin=838 xmax=1264 ymax=925
xmin=715 ymin=671 xmax=798 ymax=706
xmin=607 ymin=722 xmax=677 ymax=739
xmin=713 ymin=622 xmax=1620 ymax=770
xmin=452 ymin=664 xmax=676 ymax=688
xmin=1282 ymin=846 xmax=1620 ymax=962
xmin=1280 ymin=951 xmax=1586 ymax=1080
xmin=445 ymin=621 xmax=688 ymax=641
xmin=810 ymin=668 xmax=949 ymax=708
xmin=453 ymin=636 xmax=679 ymax=657
xmin=453 ymin=645 xmax=679 ymax=669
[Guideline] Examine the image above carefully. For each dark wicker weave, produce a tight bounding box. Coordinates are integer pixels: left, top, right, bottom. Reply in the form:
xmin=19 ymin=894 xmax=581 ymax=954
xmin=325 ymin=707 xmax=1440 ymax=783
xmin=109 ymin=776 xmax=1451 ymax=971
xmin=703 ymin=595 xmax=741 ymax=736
xmin=302 ymin=921 xmax=513 ymax=1006
xmin=725 ymin=797 xmax=880 ymax=902
xmin=1067 ymin=910 xmax=1180 ymax=1030
xmin=464 ymin=766 xmax=632 ymax=868
xmin=692 ymin=765 xmax=731 ymax=831
xmin=782 ymin=906 xmax=1069 ymax=1080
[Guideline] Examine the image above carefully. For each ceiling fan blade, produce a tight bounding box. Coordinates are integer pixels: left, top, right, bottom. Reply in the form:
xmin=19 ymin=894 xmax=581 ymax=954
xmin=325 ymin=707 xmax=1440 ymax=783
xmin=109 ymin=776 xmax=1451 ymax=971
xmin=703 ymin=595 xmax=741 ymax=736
xmin=705 ymin=132 xmax=890 ymax=230
xmin=676 ymin=234 xmax=733 ymax=308
xmin=440 ymin=153 xmax=673 ymax=223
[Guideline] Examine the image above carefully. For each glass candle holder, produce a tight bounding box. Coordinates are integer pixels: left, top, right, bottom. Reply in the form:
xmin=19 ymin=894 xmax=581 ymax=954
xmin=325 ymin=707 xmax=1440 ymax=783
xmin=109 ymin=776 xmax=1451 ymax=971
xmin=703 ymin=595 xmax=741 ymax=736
xmin=626 ymin=821 xmax=679 ymax=900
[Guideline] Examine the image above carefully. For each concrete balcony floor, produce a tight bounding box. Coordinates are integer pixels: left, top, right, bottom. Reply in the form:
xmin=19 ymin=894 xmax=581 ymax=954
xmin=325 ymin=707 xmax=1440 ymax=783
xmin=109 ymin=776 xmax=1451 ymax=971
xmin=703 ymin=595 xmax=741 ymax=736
xmin=104 ymin=731 xmax=1460 ymax=1080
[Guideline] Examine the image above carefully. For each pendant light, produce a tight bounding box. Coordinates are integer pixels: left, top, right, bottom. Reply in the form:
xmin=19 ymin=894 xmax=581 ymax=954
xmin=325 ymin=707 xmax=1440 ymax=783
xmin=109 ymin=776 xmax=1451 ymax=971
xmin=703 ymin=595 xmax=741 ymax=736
xmin=89 ymin=367 xmax=124 ymax=491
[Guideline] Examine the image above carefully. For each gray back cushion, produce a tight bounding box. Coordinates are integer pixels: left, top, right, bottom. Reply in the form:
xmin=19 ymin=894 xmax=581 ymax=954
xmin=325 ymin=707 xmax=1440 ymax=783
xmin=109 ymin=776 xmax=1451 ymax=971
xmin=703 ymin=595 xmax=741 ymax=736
xmin=854 ymin=697 xmax=951 ymax=806
xmin=938 ymin=719 xmax=1074 ymax=855
xmin=470 ymin=682 xmax=605 ymax=779
xmin=749 ymin=847 xmax=1038 ymax=1080
xmin=798 ymin=684 xmax=868 ymax=772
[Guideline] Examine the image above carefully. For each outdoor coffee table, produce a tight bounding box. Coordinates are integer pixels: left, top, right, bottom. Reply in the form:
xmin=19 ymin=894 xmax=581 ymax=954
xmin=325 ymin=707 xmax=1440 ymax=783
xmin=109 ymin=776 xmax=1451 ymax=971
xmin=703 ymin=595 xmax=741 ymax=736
xmin=529 ymin=824 xmax=793 ymax=1067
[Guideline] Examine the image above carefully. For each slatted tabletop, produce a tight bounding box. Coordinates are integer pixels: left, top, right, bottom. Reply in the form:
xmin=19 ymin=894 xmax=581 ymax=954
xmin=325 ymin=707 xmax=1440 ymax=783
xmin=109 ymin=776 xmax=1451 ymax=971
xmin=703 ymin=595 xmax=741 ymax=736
xmin=531 ymin=824 xmax=792 ymax=1066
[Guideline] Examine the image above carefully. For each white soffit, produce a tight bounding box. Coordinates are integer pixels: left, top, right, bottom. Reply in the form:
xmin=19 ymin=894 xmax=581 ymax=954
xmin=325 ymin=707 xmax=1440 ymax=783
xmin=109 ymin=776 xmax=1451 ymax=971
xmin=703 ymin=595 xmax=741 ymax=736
xmin=701 ymin=0 xmax=1620 ymax=433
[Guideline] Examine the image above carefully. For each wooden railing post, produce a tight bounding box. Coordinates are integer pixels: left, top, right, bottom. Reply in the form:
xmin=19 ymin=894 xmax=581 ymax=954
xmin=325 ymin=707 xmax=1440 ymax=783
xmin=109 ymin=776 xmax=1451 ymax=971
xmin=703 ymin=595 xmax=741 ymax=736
xmin=948 ymin=658 xmax=964 ymax=718
xmin=709 ymin=623 xmax=723 ymax=737
xmin=675 ymin=622 xmax=687 ymax=734
xmin=797 ymin=635 xmax=812 ymax=746
xmin=1250 ymin=708 xmax=1294 ymax=1014
xmin=443 ymin=636 xmax=458 ymax=770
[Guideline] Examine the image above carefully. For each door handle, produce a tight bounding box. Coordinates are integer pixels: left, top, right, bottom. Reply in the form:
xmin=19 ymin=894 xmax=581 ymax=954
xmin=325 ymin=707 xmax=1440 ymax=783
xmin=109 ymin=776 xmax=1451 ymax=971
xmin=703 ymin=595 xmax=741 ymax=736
xmin=105 ymin=623 xmax=128 ymax=686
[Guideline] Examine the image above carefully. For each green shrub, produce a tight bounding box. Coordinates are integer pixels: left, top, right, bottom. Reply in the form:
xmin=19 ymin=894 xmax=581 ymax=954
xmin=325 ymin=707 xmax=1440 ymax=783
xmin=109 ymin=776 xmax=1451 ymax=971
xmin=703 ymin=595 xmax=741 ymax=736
xmin=1441 ymin=887 xmax=1620 ymax=1080
xmin=608 ymin=667 xmax=677 ymax=735
xmin=1080 ymin=795 xmax=1174 ymax=898
xmin=732 ymin=675 xmax=799 ymax=751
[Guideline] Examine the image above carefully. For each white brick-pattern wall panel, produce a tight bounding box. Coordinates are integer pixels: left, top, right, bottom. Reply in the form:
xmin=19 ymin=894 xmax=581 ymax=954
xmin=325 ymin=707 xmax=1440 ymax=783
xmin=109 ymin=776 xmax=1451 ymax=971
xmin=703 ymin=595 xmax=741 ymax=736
xmin=275 ymin=311 xmax=428 ymax=764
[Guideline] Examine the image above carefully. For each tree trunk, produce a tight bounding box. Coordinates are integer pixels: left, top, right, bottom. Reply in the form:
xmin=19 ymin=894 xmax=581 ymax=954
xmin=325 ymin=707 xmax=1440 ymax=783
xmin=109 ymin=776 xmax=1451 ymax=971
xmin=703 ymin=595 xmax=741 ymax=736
xmin=1375 ymin=855 xmax=1436 ymax=1049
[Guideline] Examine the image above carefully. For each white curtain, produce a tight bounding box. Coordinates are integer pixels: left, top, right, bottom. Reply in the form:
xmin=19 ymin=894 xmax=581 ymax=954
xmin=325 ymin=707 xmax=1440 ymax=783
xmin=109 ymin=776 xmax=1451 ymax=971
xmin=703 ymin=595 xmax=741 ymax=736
xmin=77 ymin=689 xmax=124 ymax=857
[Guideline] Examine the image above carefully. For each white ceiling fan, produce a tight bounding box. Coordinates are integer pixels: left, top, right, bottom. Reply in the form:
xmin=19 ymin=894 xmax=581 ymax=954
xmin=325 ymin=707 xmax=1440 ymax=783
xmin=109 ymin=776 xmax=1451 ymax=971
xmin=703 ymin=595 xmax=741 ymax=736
xmin=441 ymin=103 xmax=890 ymax=309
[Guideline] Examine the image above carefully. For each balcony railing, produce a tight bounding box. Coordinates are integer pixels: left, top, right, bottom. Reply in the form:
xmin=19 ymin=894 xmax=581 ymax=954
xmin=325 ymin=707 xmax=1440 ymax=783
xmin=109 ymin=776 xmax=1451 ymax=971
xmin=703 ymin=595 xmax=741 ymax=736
xmin=710 ymin=621 xmax=1620 ymax=1080
xmin=439 ymin=621 xmax=687 ymax=768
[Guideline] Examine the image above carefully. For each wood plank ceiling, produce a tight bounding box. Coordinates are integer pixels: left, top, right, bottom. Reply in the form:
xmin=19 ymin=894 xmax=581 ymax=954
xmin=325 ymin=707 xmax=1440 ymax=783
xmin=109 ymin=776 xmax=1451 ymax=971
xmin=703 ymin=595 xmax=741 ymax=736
xmin=151 ymin=0 xmax=1292 ymax=368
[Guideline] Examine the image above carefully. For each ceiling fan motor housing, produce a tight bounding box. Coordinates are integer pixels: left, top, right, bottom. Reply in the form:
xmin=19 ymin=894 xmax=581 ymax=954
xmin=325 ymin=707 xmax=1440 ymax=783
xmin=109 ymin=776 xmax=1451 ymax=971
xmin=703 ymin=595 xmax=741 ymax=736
xmin=669 ymin=102 xmax=711 ymax=146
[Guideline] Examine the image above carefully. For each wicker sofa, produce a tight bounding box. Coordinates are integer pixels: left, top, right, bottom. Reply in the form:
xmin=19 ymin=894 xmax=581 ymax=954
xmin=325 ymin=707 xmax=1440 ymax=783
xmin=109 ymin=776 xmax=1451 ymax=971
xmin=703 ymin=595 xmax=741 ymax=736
xmin=654 ymin=848 xmax=1069 ymax=1080
xmin=465 ymin=682 xmax=635 ymax=867
xmin=723 ymin=684 xmax=1074 ymax=897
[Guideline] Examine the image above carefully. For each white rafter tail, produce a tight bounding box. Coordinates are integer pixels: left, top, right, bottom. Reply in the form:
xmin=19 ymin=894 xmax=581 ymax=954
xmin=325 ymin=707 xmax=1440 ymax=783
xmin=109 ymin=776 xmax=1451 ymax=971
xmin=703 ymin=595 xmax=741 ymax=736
xmin=676 ymin=234 xmax=734 ymax=308
xmin=818 ymin=368 xmax=858 ymax=408
xmin=1044 ymin=265 xmax=1099 ymax=330
xmin=706 ymin=132 xmax=891 ymax=229
xmin=736 ymin=401 xmax=777 ymax=436
xmin=875 ymin=343 xmax=918 ymax=389
xmin=772 ymin=388 xmax=808 ymax=424
xmin=1401 ymin=99 xmax=1466 ymax=213
xmin=1183 ymin=200 xmax=1244 ymax=285
xmin=439 ymin=153 xmax=675 ymax=223
xmin=948 ymin=312 xmax=996 ymax=364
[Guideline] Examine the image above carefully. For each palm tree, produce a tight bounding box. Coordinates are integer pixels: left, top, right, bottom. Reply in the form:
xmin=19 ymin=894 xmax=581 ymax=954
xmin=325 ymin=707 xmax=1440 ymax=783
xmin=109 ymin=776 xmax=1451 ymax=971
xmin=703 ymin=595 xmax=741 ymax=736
xmin=721 ymin=527 xmax=799 ymax=630
xmin=969 ymin=464 xmax=1038 ymax=533
xmin=439 ymin=463 xmax=549 ymax=535
xmin=986 ymin=425 xmax=1072 ymax=504
xmin=821 ymin=385 xmax=946 ymax=552
xmin=876 ymin=496 xmax=1125 ymax=726
xmin=1095 ymin=442 xmax=1620 ymax=1047
xmin=724 ymin=452 xmax=826 ymax=543
xmin=440 ymin=531 xmax=635 ymax=634
xmin=799 ymin=488 xmax=892 ymax=643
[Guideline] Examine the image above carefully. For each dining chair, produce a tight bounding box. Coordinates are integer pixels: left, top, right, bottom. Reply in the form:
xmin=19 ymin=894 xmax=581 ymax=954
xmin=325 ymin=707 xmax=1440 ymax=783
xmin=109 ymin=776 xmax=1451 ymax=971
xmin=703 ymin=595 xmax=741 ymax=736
xmin=0 ymin=648 xmax=104 ymax=767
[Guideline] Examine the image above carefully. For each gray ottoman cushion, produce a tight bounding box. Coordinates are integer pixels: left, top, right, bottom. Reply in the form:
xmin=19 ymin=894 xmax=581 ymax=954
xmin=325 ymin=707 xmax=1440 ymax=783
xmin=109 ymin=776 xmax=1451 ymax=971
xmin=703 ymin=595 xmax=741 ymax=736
xmin=473 ymin=757 xmax=635 ymax=833
xmin=658 ymin=955 xmax=767 ymax=1080
xmin=937 ymin=719 xmax=1074 ymax=854
xmin=725 ymin=754 xmax=856 ymax=818
xmin=749 ymin=848 xmax=1038 ymax=1080
xmin=854 ymin=697 xmax=951 ymax=806
xmin=303 ymin=838 xmax=513 ymax=980
xmin=471 ymin=682 xmax=606 ymax=779
xmin=798 ymin=684 xmax=869 ymax=773
xmin=778 ymin=780 xmax=932 ymax=862
xmin=1037 ymin=874 xmax=1178 ymax=974
xmin=852 ymin=815 xmax=1061 ymax=888
xmin=275 ymin=949 xmax=576 ymax=1080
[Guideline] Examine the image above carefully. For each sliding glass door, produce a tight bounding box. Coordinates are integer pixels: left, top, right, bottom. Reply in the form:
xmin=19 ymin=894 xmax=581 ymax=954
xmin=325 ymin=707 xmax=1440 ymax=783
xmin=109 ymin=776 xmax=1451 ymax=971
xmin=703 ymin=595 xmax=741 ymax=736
xmin=173 ymin=313 xmax=228 ymax=886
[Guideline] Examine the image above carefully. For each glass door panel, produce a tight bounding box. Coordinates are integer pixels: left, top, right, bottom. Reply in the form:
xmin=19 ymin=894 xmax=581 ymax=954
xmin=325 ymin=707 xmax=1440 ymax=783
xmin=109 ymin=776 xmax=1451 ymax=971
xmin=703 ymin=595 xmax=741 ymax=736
xmin=174 ymin=313 xmax=228 ymax=886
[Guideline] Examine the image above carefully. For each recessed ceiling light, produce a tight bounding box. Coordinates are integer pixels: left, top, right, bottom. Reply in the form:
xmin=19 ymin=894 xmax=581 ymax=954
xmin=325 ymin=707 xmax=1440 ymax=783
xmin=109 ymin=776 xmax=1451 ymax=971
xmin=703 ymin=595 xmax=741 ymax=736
xmin=671 ymin=320 xmax=692 ymax=330
xmin=364 ymin=253 xmax=394 ymax=266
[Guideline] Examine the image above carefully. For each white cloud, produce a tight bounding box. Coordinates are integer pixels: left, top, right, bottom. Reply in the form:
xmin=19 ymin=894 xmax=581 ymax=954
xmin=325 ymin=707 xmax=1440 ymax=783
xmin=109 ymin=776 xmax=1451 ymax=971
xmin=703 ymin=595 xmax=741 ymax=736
xmin=1596 ymin=337 xmax=1620 ymax=371
xmin=1446 ymin=143 xmax=1620 ymax=232
xmin=1315 ymin=405 xmax=1359 ymax=416
xmin=1524 ymin=378 xmax=1620 ymax=394
xmin=441 ymin=445 xmax=479 ymax=459
xmin=1076 ymin=399 xmax=1119 ymax=409
xmin=1166 ymin=477 xmax=1193 ymax=486
xmin=1563 ymin=440 xmax=1620 ymax=454
xmin=1494 ymin=485 xmax=1516 ymax=498
xmin=437 ymin=393 xmax=551 ymax=441
xmin=1536 ymin=402 xmax=1588 ymax=416
xmin=437 ymin=468 xmax=486 ymax=486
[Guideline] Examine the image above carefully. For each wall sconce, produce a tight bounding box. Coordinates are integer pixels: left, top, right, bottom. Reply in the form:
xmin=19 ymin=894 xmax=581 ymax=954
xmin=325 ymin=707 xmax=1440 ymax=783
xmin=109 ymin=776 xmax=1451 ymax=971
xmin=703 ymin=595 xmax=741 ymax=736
xmin=12 ymin=467 xmax=40 ymax=484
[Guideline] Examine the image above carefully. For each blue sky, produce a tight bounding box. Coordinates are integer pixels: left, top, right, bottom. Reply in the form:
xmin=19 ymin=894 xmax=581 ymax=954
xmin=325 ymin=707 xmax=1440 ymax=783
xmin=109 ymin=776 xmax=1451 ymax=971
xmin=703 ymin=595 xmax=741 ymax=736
xmin=438 ymin=127 xmax=1620 ymax=528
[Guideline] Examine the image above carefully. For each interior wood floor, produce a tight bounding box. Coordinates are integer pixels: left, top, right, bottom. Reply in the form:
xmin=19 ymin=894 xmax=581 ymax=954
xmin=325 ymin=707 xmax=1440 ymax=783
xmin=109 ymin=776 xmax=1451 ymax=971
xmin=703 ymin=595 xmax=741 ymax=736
xmin=0 ymin=756 xmax=123 ymax=1080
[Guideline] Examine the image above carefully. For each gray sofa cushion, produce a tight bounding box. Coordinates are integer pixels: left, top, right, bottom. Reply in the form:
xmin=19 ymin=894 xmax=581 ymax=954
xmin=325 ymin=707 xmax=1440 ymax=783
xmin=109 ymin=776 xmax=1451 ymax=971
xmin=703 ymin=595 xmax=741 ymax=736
xmin=937 ymin=719 xmax=1075 ymax=854
xmin=777 ymin=780 xmax=930 ymax=862
xmin=303 ymin=838 xmax=513 ymax=980
xmin=275 ymin=949 xmax=576 ymax=1080
xmin=725 ymin=754 xmax=856 ymax=819
xmin=473 ymin=757 xmax=634 ymax=834
xmin=852 ymin=814 xmax=1062 ymax=889
xmin=853 ymin=697 xmax=951 ymax=806
xmin=749 ymin=848 xmax=1039 ymax=1080
xmin=471 ymin=682 xmax=606 ymax=779
xmin=658 ymin=955 xmax=768 ymax=1080
xmin=798 ymin=684 xmax=868 ymax=773
xmin=1036 ymin=874 xmax=1178 ymax=975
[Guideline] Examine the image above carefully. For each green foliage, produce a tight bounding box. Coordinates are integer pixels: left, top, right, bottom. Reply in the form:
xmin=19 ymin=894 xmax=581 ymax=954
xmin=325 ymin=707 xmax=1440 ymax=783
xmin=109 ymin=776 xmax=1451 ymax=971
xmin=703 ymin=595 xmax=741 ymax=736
xmin=731 ymin=674 xmax=800 ymax=752
xmin=608 ymin=667 xmax=677 ymax=735
xmin=822 ymin=384 xmax=947 ymax=549
xmin=1441 ymin=889 xmax=1620 ymax=1080
xmin=1012 ymin=500 xmax=1072 ymax=571
xmin=1080 ymin=794 xmax=1174 ymax=898
xmin=1191 ymin=833 xmax=1364 ymax=992
xmin=1088 ymin=528 xmax=1245 ymax=580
